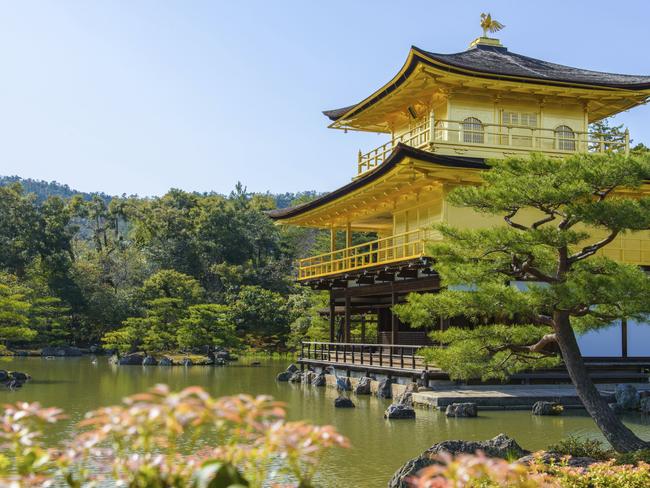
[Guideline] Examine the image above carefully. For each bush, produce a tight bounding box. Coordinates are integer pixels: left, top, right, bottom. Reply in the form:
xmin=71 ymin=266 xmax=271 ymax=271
xmin=547 ymin=436 xmax=614 ymax=461
xmin=0 ymin=384 xmax=348 ymax=487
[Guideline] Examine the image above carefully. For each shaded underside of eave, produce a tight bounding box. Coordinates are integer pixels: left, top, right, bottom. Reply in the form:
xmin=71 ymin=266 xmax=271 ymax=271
xmin=267 ymin=144 xmax=487 ymax=221
xmin=323 ymin=45 xmax=650 ymax=123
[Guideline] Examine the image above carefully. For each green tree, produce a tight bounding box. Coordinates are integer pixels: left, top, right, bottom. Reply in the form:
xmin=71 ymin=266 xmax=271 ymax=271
xmin=395 ymin=152 xmax=650 ymax=452
xmin=0 ymin=273 xmax=36 ymax=346
xmin=177 ymin=303 xmax=239 ymax=350
xmin=230 ymin=285 xmax=291 ymax=351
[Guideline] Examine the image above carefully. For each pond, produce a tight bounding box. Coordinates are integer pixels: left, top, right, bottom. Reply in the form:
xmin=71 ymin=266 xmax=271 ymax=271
xmin=3 ymin=357 xmax=650 ymax=487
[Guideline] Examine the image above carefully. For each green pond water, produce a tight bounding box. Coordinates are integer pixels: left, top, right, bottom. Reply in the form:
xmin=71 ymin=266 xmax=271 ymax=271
xmin=3 ymin=357 xmax=650 ymax=487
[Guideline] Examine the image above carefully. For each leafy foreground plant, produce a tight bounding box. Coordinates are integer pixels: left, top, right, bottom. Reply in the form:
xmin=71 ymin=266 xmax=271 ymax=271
xmin=408 ymin=451 xmax=650 ymax=487
xmin=0 ymin=384 xmax=349 ymax=487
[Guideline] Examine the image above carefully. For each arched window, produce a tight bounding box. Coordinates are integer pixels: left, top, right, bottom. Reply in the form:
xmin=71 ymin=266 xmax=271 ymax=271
xmin=556 ymin=125 xmax=576 ymax=151
xmin=462 ymin=117 xmax=484 ymax=144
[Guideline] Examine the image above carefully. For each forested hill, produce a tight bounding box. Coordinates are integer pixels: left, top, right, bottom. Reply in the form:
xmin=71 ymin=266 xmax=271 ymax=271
xmin=0 ymin=175 xmax=319 ymax=209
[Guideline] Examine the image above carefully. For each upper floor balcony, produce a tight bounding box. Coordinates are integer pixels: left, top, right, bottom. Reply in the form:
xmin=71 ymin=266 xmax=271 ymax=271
xmin=357 ymin=115 xmax=630 ymax=176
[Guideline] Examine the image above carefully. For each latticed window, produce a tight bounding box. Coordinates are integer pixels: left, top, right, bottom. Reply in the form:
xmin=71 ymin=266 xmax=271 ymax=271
xmin=462 ymin=117 xmax=484 ymax=144
xmin=556 ymin=125 xmax=576 ymax=151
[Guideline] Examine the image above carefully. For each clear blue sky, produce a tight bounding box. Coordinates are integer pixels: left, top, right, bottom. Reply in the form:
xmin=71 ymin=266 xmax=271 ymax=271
xmin=1 ymin=1 xmax=649 ymax=196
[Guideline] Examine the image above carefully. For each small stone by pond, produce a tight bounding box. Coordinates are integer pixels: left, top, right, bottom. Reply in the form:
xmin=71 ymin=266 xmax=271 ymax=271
xmin=384 ymin=403 xmax=416 ymax=420
xmin=615 ymin=384 xmax=640 ymax=410
xmin=532 ymin=401 xmax=563 ymax=416
xmin=311 ymin=371 xmax=326 ymax=387
xmin=1 ymin=370 xmax=31 ymax=389
xmin=336 ymin=376 xmax=351 ymax=391
xmin=334 ymin=396 xmax=355 ymax=408
xmin=445 ymin=402 xmax=478 ymax=418
xmin=376 ymin=378 xmax=393 ymax=399
xmin=354 ymin=376 xmax=372 ymax=395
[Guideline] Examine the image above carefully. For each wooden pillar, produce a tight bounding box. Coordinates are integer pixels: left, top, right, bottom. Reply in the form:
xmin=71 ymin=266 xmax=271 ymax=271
xmin=345 ymin=222 xmax=352 ymax=270
xmin=344 ymin=294 xmax=351 ymax=343
xmin=391 ymin=286 xmax=398 ymax=345
xmin=622 ymin=318 xmax=628 ymax=358
xmin=330 ymin=227 xmax=337 ymax=252
xmin=329 ymin=293 xmax=336 ymax=342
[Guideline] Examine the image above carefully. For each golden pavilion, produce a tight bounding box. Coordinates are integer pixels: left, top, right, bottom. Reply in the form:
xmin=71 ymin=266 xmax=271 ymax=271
xmin=269 ymin=24 xmax=650 ymax=367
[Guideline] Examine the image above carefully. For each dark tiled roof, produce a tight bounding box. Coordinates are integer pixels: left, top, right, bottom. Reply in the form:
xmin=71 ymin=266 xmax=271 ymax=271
xmin=267 ymin=144 xmax=487 ymax=220
xmin=324 ymin=44 xmax=650 ymax=122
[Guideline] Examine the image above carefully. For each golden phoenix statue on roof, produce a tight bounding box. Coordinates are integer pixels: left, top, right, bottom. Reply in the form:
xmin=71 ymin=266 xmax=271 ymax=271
xmin=480 ymin=13 xmax=505 ymax=37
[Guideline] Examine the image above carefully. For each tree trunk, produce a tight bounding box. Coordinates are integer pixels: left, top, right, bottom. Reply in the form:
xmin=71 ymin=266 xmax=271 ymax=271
xmin=554 ymin=311 xmax=648 ymax=452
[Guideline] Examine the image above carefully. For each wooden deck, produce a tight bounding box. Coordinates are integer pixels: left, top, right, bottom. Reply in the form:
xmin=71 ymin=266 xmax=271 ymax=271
xmin=299 ymin=341 xmax=650 ymax=384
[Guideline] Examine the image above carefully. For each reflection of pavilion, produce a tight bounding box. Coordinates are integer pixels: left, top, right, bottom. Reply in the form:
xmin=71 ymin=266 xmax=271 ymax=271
xmin=270 ymin=31 xmax=650 ymax=380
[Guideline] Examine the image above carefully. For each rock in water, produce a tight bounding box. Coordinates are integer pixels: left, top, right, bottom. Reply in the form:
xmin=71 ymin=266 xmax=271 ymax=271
xmin=354 ymin=376 xmax=372 ymax=395
xmin=384 ymin=403 xmax=416 ymax=419
xmin=41 ymin=346 xmax=83 ymax=357
xmin=311 ymin=372 xmax=326 ymax=387
xmin=336 ymin=376 xmax=352 ymax=391
xmin=388 ymin=434 xmax=528 ymax=488
xmin=445 ymin=402 xmax=478 ymax=417
xmin=303 ymin=371 xmax=316 ymax=384
xmin=397 ymin=382 xmax=418 ymax=405
xmin=531 ymin=401 xmax=563 ymax=416
xmin=142 ymin=355 xmax=157 ymax=366
xmin=159 ymin=357 xmax=173 ymax=366
xmin=334 ymin=396 xmax=355 ymax=408
xmin=639 ymin=397 xmax=650 ymax=414
xmin=276 ymin=371 xmax=292 ymax=382
xmin=181 ymin=358 xmax=193 ymax=367
xmin=288 ymin=372 xmax=303 ymax=383
xmin=286 ymin=363 xmax=299 ymax=374
xmin=0 ymin=370 xmax=8 ymax=382
xmin=615 ymin=384 xmax=640 ymax=410
xmin=376 ymin=378 xmax=393 ymax=399
xmin=118 ymin=353 xmax=144 ymax=365
xmin=9 ymin=371 xmax=31 ymax=381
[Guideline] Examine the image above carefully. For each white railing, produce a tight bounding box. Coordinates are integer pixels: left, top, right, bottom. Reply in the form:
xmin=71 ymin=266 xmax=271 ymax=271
xmin=357 ymin=116 xmax=630 ymax=176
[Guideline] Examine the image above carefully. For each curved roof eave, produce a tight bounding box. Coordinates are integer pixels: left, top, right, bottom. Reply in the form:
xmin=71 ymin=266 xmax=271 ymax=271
xmin=267 ymin=144 xmax=488 ymax=221
xmin=324 ymin=45 xmax=650 ymax=124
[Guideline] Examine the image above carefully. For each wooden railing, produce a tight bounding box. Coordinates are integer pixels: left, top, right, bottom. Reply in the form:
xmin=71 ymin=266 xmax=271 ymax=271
xmin=298 ymin=228 xmax=435 ymax=280
xmin=357 ymin=116 xmax=630 ymax=176
xmin=300 ymin=341 xmax=426 ymax=371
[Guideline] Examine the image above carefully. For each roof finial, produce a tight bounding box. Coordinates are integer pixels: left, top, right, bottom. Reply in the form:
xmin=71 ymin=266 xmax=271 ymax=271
xmin=480 ymin=13 xmax=505 ymax=38
xmin=469 ymin=13 xmax=505 ymax=49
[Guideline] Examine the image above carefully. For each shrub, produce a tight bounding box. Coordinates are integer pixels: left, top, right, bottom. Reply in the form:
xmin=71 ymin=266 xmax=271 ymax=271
xmin=0 ymin=384 xmax=348 ymax=487
xmin=547 ymin=436 xmax=614 ymax=461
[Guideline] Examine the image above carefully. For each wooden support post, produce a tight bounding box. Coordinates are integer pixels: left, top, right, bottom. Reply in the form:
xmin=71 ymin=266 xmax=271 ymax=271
xmin=344 ymin=294 xmax=352 ymax=343
xmin=345 ymin=222 xmax=352 ymax=269
xmin=330 ymin=227 xmax=337 ymax=252
xmin=391 ymin=286 xmax=398 ymax=345
xmin=329 ymin=294 xmax=336 ymax=342
xmin=622 ymin=318 xmax=628 ymax=358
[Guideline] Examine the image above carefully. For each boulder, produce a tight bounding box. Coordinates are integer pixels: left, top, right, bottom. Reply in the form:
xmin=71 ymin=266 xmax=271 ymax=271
xmin=214 ymin=358 xmax=227 ymax=366
xmin=250 ymin=361 xmax=261 ymax=367
xmin=41 ymin=346 xmax=83 ymax=357
xmin=639 ymin=397 xmax=650 ymax=414
xmin=288 ymin=372 xmax=303 ymax=383
xmin=215 ymin=351 xmax=231 ymax=361
xmin=334 ymin=396 xmax=355 ymax=408
xmin=354 ymin=376 xmax=372 ymax=395
xmin=303 ymin=371 xmax=316 ymax=384
xmin=445 ymin=402 xmax=478 ymax=418
xmin=397 ymin=382 xmax=418 ymax=405
xmin=336 ymin=376 xmax=352 ymax=392
xmin=276 ymin=371 xmax=292 ymax=382
xmin=388 ymin=434 xmax=528 ymax=488
xmin=159 ymin=357 xmax=173 ymax=366
xmin=142 ymin=355 xmax=157 ymax=366
xmin=532 ymin=401 xmax=563 ymax=416
xmin=384 ymin=403 xmax=416 ymax=420
xmin=376 ymin=378 xmax=393 ymax=399
xmin=9 ymin=371 xmax=30 ymax=381
xmin=615 ymin=384 xmax=640 ymax=410
xmin=311 ymin=372 xmax=326 ymax=387
xmin=0 ymin=370 xmax=8 ymax=382
xmin=118 ymin=353 xmax=144 ymax=365
xmin=181 ymin=358 xmax=193 ymax=367
xmin=286 ymin=363 xmax=299 ymax=374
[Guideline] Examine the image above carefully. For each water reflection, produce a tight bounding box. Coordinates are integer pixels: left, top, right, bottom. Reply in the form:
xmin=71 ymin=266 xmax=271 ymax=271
xmin=2 ymin=357 xmax=650 ymax=487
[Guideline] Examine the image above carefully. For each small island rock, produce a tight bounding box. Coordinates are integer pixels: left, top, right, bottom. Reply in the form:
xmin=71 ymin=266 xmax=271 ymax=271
xmin=311 ymin=372 xmax=326 ymax=387
xmin=336 ymin=376 xmax=352 ymax=391
xmin=615 ymin=384 xmax=640 ymax=410
xmin=159 ymin=357 xmax=173 ymax=366
xmin=334 ymin=396 xmax=355 ymax=408
xmin=118 ymin=353 xmax=144 ymax=365
xmin=445 ymin=402 xmax=478 ymax=417
xmin=354 ymin=376 xmax=372 ymax=395
xmin=376 ymin=378 xmax=393 ymax=399
xmin=384 ymin=403 xmax=416 ymax=419
xmin=142 ymin=356 xmax=157 ymax=366
xmin=532 ymin=401 xmax=563 ymax=416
